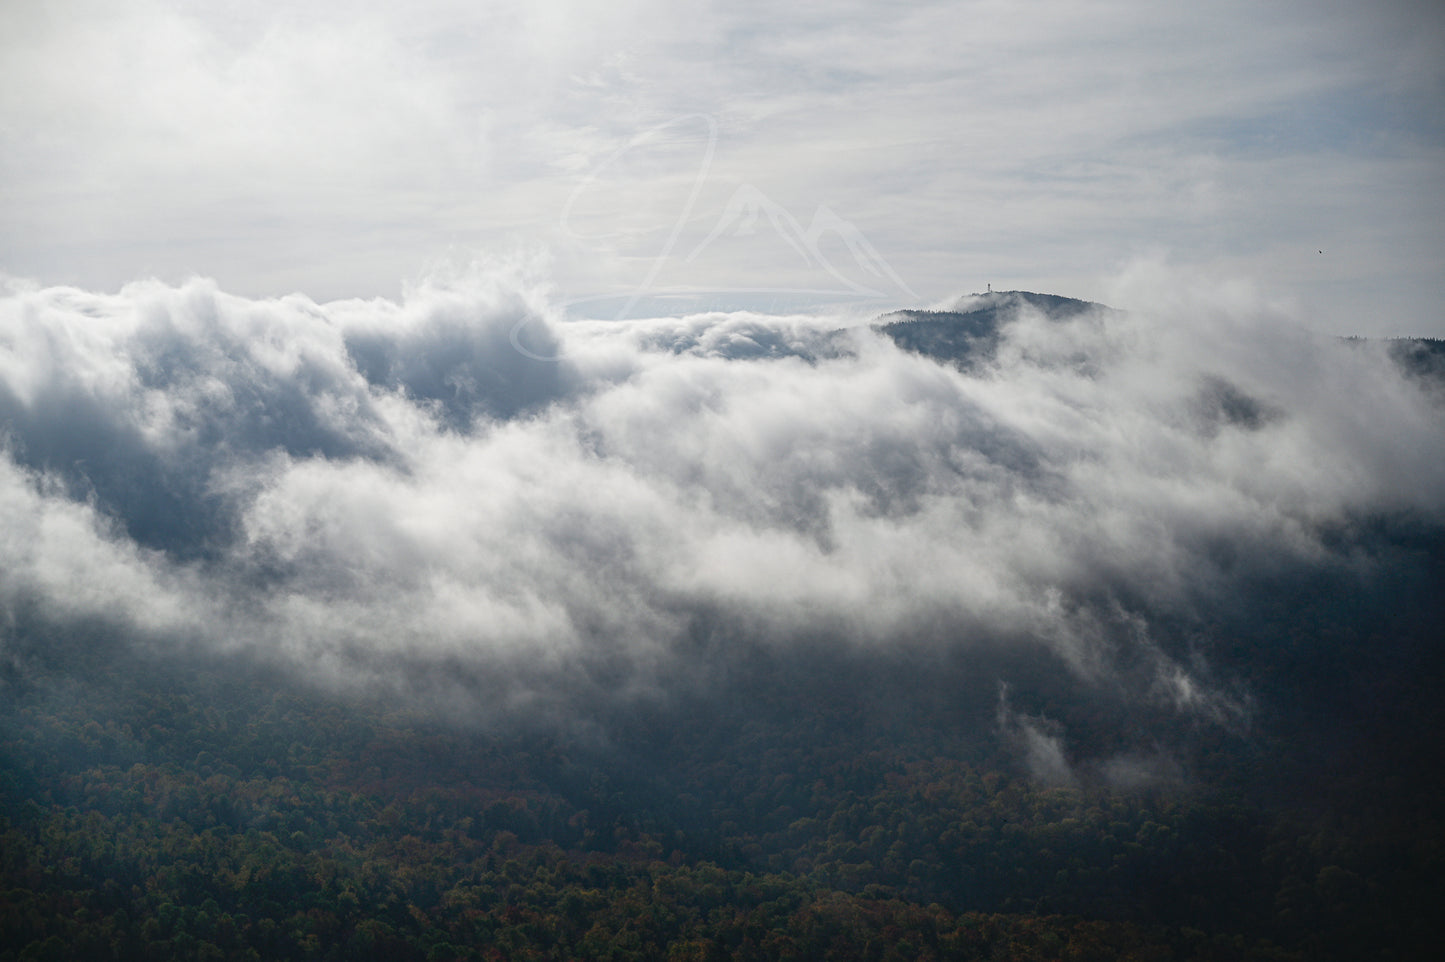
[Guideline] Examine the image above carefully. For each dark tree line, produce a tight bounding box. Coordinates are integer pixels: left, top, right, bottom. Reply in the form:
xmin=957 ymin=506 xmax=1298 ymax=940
xmin=3 ymin=655 xmax=1440 ymax=962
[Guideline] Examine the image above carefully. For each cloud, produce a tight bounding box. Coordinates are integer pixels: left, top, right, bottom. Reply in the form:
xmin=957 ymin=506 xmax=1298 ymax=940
xmin=3 ymin=2 xmax=1441 ymax=336
xmin=997 ymin=684 xmax=1078 ymax=787
xmin=1 ymin=263 xmax=1442 ymax=763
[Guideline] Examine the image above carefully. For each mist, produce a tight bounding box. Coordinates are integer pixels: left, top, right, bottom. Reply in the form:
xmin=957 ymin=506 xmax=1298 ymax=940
xmin=2 ymin=264 xmax=1442 ymax=780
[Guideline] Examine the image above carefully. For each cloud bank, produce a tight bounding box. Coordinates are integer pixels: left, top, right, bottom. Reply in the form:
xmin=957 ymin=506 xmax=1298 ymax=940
xmin=2 ymin=265 xmax=1442 ymax=768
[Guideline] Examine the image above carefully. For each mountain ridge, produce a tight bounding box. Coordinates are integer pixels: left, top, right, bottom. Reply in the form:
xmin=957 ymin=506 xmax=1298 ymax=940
xmin=876 ymin=291 xmax=1445 ymax=384
xmin=875 ymin=289 xmax=1111 ymax=367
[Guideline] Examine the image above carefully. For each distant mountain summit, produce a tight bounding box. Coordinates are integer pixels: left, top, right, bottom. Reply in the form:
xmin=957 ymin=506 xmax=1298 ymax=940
xmin=876 ymin=290 xmax=1110 ymax=367
xmin=877 ymin=292 xmax=1445 ymax=392
xmin=942 ymin=290 xmax=1104 ymax=318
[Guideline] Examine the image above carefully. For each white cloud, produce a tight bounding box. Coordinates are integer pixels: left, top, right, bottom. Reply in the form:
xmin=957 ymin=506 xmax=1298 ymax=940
xmin=2 ymin=263 xmax=1440 ymax=725
xmin=0 ymin=456 xmax=203 ymax=642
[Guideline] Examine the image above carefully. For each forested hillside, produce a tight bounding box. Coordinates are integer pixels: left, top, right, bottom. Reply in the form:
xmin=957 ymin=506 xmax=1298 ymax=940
xmin=3 ymin=631 xmax=1441 ymax=961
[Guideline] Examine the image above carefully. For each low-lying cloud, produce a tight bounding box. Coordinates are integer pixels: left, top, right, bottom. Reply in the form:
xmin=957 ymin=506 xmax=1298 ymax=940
xmin=2 ymin=265 xmax=1442 ymax=762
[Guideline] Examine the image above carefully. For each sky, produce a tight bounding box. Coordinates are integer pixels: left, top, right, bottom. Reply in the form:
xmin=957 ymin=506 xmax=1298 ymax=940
xmin=2 ymin=0 xmax=1443 ymax=334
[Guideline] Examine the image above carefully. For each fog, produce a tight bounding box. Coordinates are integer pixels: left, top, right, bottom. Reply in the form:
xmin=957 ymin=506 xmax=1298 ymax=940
xmin=2 ymin=264 xmax=1442 ymax=778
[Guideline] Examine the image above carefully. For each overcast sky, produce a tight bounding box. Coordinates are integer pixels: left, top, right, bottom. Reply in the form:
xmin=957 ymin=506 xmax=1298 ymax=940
xmin=2 ymin=0 xmax=1442 ymax=333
